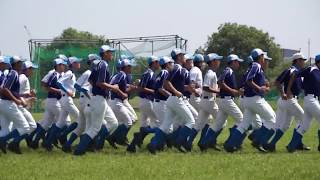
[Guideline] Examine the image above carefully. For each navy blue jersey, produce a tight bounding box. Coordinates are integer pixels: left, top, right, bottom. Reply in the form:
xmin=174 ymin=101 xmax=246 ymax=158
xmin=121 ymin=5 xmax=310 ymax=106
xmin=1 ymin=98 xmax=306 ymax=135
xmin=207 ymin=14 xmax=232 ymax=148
xmin=276 ymin=66 xmax=302 ymax=96
xmin=166 ymin=64 xmax=189 ymax=95
xmin=243 ymin=62 xmax=266 ymax=97
xmin=126 ymin=74 xmax=133 ymax=85
xmin=47 ymin=72 xmax=62 ymax=99
xmin=1 ymin=69 xmax=20 ymax=100
xmin=154 ymin=69 xmax=169 ymax=101
xmin=138 ymin=68 xmax=156 ymax=100
xmin=110 ymin=71 xmax=127 ymax=100
xmin=219 ymin=67 xmax=237 ymax=97
xmin=239 ymin=64 xmax=252 ymax=88
xmin=299 ymin=66 xmax=320 ymax=96
xmin=89 ymin=60 xmax=111 ymax=98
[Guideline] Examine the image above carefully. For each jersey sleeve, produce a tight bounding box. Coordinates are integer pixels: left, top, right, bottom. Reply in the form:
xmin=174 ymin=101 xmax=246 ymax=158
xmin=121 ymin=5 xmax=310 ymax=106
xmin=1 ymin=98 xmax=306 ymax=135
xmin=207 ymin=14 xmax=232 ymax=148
xmin=139 ymin=72 xmax=151 ymax=88
xmin=47 ymin=73 xmax=57 ymax=87
xmin=189 ymin=68 xmax=197 ymax=82
xmin=97 ymin=62 xmax=108 ymax=83
xmin=246 ymin=64 xmax=259 ymax=81
xmin=19 ymin=75 xmax=29 ymax=94
xmin=218 ymin=68 xmax=230 ymax=82
xmin=58 ymin=71 xmax=72 ymax=84
xmin=76 ymin=70 xmax=90 ymax=86
xmin=3 ymin=71 xmax=18 ymax=89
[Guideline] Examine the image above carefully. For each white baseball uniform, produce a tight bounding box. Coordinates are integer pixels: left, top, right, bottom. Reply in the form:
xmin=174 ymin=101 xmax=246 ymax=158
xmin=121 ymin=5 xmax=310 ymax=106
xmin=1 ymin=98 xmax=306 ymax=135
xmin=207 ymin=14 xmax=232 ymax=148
xmin=195 ymin=69 xmax=219 ymax=131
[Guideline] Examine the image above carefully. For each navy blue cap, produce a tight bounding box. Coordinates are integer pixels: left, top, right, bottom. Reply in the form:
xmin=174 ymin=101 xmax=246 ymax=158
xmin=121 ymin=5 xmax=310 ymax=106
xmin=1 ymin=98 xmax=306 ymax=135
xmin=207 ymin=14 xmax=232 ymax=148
xmin=315 ymin=54 xmax=320 ymax=62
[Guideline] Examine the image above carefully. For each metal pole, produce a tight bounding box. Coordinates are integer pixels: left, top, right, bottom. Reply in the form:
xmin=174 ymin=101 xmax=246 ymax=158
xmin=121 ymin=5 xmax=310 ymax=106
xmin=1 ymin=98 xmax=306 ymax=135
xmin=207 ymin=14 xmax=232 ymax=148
xmin=175 ymin=37 xmax=178 ymax=48
xmin=151 ymin=41 xmax=154 ymax=55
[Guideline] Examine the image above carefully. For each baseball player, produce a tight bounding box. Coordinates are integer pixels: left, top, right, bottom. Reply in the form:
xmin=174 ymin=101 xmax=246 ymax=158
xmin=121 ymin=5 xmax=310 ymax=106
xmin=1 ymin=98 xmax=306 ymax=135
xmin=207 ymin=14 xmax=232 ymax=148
xmin=189 ymin=54 xmax=204 ymax=111
xmin=74 ymin=45 xmax=119 ymax=155
xmin=30 ymin=58 xmax=67 ymax=149
xmin=224 ymin=48 xmax=276 ymax=153
xmin=19 ymin=61 xmax=38 ymax=147
xmin=182 ymin=54 xmax=199 ymax=126
xmin=61 ymin=54 xmax=101 ymax=152
xmin=194 ymin=53 xmax=222 ymax=151
xmin=108 ymin=59 xmax=137 ymax=149
xmin=127 ymin=56 xmax=159 ymax=149
xmin=0 ymin=56 xmax=11 ymax=138
xmin=127 ymin=56 xmax=173 ymax=153
xmin=117 ymin=55 xmax=138 ymax=124
xmin=266 ymin=52 xmax=310 ymax=152
xmin=240 ymin=56 xmax=262 ymax=142
xmin=0 ymin=56 xmax=30 ymax=154
xmin=147 ymin=48 xmax=195 ymax=154
xmin=44 ymin=57 xmax=81 ymax=151
xmin=287 ymin=54 xmax=320 ymax=152
xmin=199 ymin=54 xmax=244 ymax=151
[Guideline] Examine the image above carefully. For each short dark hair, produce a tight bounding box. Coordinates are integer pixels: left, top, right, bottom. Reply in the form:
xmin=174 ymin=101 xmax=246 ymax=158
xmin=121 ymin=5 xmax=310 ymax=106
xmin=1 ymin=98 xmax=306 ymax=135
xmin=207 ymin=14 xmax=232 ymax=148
xmin=194 ymin=61 xmax=202 ymax=68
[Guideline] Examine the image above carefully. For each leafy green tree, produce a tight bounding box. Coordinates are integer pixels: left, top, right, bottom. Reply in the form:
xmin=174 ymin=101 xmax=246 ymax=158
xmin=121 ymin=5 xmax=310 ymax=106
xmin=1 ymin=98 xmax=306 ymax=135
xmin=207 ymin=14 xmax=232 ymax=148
xmin=205 ymin=23 xmax=282 ymax=78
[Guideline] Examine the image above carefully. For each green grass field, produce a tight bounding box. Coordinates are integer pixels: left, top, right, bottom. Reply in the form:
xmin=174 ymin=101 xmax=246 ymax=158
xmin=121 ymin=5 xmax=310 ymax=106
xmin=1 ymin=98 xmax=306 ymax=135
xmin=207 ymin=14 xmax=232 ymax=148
xmin=0 ymin=100 xmax=320 ymax=180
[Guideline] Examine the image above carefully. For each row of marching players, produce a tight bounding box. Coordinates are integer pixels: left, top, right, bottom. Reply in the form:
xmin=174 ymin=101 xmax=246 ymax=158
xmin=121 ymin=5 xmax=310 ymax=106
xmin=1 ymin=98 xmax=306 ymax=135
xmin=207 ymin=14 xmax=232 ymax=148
xmin=0 ymin=45 xmax=320 ymax=155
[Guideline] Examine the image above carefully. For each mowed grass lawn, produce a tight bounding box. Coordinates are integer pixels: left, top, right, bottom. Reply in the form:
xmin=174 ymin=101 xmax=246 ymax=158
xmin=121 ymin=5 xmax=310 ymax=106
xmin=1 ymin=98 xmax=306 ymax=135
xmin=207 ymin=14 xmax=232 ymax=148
xmin=0 ymin=99 xmax=320 ymax=180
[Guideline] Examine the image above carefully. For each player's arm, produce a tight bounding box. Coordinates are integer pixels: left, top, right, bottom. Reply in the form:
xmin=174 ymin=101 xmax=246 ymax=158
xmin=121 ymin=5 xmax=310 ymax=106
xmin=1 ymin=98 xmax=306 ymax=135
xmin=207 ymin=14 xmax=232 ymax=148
xmin=138 ymin=74 xmax=154 ymax=94
xmin=96 ymin=65 xmax=120 ymax=92
xmin=247 ymin=80 xmax=265 ymax=92
xmin=96 ymin=82 xmax=119 ymax=92
xmin=184 ymin=83 xmax=196 ymax=93
xmin=43 ymin=75 xmax=61 ymax=94
xmin=274 ymin=79 xmax=285 ymax=98
xmin=57 ymin=73 xmax=75 ymax=97
xmin=218 ymin=80 xmax=240 ymax=96
xmin=218 ymin=69 xmax=240 ymax=96
xmin=164 ymin=80 xmax=182 ymax=97
xmin=158 ymin=88 xmax=171 ymax=97
xmin=286 ymin=73 xmax=296 ymax=99
xmin=0 ymin=88 xmax=24 ymax=105
xmin=203 ymin=86 xmax=219 ymax=93
xmin=126 ymin=84 xmax=138 ymax=94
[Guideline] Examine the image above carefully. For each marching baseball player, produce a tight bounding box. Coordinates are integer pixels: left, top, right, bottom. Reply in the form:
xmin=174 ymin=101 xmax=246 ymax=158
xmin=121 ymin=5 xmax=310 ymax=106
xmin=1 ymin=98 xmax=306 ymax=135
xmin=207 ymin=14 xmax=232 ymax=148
xmin=199 ymin=54 xmax=244 ymax=151
xmin=30 ymin=58 xmax=67 ymax=149
xmin=19 ymin=61 xmax=38 ymax=147
xmin=183 ymin=54 xmax=199 ymax=125
xmin=287 ymin=54 xmax=320 ymax=152
xmin=127 ymin=56 xmax=159 ymax=149
xmin=188 ymin=53 xmax=222 ymax=151
xmin=240 ymin=56 xmax=262 ymax=142
xmin=147 ymin=48 xmax=195 ymax=153
xmin=117 ymin=55 xmax=138 ymax=124
xmin=0 ymin=56 xmax=11 ymax=138
xmin=0 ymin=56 xmax=30 ymax=154
xmin=189 ymin=54 xmax=204 ymax=111
xmin=127 ymin=56 xmax=173 ymax=152
xmin=224 ymin=48 xmax=276 ymax=153
xmin=44 ymin=57 xmax=81 ymax=151
xmin=107 ymin=59 xmax=137 ymax=150
xmin=74 ymin=45 xmax=119 ymax=155
xmin=62 ymin=54 xmax=101 ymax=152
xmin=266 ymin=52 xmax=310 ymax=152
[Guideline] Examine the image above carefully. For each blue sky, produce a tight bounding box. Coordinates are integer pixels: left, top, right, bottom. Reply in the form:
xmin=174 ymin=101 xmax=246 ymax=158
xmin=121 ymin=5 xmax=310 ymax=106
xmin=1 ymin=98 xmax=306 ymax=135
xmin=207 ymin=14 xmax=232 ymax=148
xmin=0 ymin=0 xmax=319 ymax=58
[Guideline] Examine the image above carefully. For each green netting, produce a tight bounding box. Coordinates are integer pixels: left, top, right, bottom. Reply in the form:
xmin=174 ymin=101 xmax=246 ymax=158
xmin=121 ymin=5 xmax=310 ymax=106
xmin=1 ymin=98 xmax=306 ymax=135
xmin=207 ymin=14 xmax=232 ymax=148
xmin=28 ymin=38 xmax=280 ymax=113
xmin=30 ymin=43 xmax=104 ymax=112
